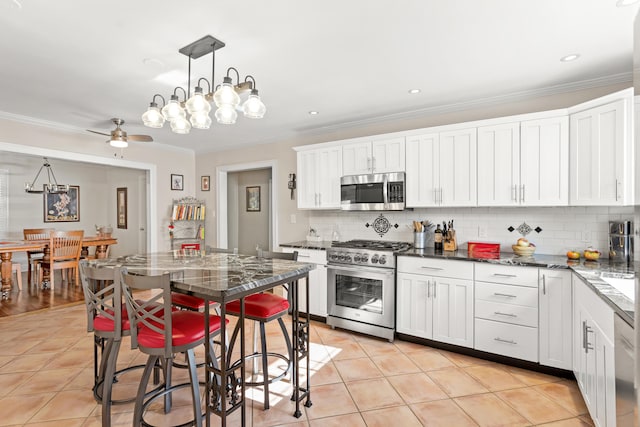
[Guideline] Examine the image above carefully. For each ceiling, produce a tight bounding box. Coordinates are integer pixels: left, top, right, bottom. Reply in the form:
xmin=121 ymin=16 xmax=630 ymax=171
xmin=0 ymin=0 xmax=638 ymax=154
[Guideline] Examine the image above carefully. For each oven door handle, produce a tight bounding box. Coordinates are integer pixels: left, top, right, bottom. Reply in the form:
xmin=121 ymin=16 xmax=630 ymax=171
xmin=329 ymin=264 xmax=395 ymax=276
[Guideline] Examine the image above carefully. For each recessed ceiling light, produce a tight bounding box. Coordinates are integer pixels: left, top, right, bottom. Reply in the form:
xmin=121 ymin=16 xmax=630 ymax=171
xmin=616 ymin=0 xmax=639 ymax=7
xmin=143 ymin=57 xmax=165 ymax=67
xmin=308 ymin=111 xmax=319 ymax=115
xmin=560 ymin=54 xmax=580 ymax=62
xmin=408 ymin=89 xmax=421 ymax=94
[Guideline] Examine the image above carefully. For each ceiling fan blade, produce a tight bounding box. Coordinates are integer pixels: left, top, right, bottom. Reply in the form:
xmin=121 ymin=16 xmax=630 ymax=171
xmin=128 ymin=135 xmax=153 ymax=142
xmin=87 ymin=129 xmax=110 ymax=137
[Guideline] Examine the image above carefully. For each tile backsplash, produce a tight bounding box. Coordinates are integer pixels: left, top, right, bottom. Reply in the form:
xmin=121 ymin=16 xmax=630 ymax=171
xmin=308 ymin=206 xmax=638 ymax=259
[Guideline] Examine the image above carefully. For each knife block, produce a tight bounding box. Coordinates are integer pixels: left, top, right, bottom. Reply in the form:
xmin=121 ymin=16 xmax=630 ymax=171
xmin=444 ymin=230 xmax=457 ymax=251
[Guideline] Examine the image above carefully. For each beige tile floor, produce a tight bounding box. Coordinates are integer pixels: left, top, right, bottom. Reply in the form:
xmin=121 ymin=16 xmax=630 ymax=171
xmin=0 ymin=302 xmax=595 ymax=427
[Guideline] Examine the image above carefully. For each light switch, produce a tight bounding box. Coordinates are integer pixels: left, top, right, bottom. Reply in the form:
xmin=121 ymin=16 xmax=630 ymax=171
xmin=290 ymin=214 xmax=296 ymax=224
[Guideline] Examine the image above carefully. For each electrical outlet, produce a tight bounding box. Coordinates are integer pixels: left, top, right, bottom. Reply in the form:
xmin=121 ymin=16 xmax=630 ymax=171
xmin=478 ymin=226 xmax=488 ymax=238
xmin=290 ymin=214 xmax=296 ymax=224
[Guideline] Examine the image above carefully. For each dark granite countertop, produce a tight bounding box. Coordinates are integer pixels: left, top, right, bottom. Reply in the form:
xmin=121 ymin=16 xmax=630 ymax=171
xmin=88 ymin=252 xmax=315 ymax=302
xmin=398 ymin=248 xmax=637 ymax=325
xmin=279 ymin=240 xmax=334 ymax=250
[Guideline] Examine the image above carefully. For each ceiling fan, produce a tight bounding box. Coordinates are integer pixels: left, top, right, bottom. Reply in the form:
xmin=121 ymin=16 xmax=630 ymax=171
xmin=87 ymin=118 xmax=153 ymax=148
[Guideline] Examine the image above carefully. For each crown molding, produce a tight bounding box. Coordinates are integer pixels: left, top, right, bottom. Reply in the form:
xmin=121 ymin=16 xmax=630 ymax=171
xmin=299 ymin=72 xmax=633 ymax=134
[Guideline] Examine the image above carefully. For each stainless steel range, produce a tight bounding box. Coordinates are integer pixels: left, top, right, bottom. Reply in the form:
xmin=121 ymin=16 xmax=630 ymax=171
xmin=326 ymin=240 xmax=411 ymax=342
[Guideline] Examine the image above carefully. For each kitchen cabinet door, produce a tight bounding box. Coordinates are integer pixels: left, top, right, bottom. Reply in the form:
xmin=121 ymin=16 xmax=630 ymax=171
xmin=342 ymin=142 xmax=372 ymax=176
xmin=432 ymin=276 xmax=474 ymax=348
xmin=405 ymin=133 xmax=440 ymax=207
xmin=539 ymin=269 xmax=572 ymax=369
xmin=477 ymin=122 xmax=520 ymax=206
xmin=439 ymin=128 xmax=477 ymax=206
xmin=371 ymin=137 xmax=405 ymax=173
xmin=520 ymin=116 xmax=568 ymax=206
xmin=396 ymin=272 xmax=432 ymax=339
xmin=281 ymin=248 xmax=328 ymax=317
xmin=296 ymin=147 xmax=342 ymax=209
xmin=570 ymin=99 xmax=628 ymax=206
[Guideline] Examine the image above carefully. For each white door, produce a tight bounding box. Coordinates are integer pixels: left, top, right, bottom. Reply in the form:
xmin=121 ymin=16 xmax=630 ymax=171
xmin=137 ymin=174 xmax=148 ymax=253
xmin=342 ymin=142 xmax=372 ymax=175
xmin=372 ymin=137 xmax=405 ymax=173
xmin=396 ymin=273 xmax=432 ymax=339
xmin=297 ymin=150 xmax=318 ymax=209
xmin=520 ymin=116 xmax=569 ymax=206
xmin=477 ymin=122 xmax=520 ymax=206
xmin=432 ymin=276 xmax=474 ymax=348
xmin=317 ymin=147 xmax=342 ymax=208
xmin=539 ymin=269 xmax=572 ymax=369
xmin=439 ymin=128 xmax=477 ymax=206
xmin=405 ymin=133 xmax=440 ymax=207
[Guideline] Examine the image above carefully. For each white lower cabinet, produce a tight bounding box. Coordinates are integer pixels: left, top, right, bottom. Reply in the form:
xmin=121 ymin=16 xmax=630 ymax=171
xmin=281 ymin=247 xmax=327 ymax=317
xmin=396 ymin=257 xmax=474 ymax=348
xmin=573 ymin=275 xmax=615 ymax=427
xmin=539 ymin=268 xmax=572 ymax=369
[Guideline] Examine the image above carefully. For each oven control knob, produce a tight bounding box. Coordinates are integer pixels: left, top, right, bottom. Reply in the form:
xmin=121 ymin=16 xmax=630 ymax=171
xmin=371 ymin=254 xmax=379 ymax=264
xmin=344 ymin=255 xmax=352 ymax=262
xmin=361 ymin=254 xmax=369 ymax=263
xmin=353 ymin=254 xmax=361 ymax=262
xmin=329 ymin=253 xmax=338 ymax=261
xmin=379 ymin=255 xmax=387 ymax=265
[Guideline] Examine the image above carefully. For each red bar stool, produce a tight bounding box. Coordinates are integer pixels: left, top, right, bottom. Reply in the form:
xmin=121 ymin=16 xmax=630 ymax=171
xmin=225 ymin=250 xmax=297 ymax=410
xmin=121 ymin=271 xmax=227 ymax=427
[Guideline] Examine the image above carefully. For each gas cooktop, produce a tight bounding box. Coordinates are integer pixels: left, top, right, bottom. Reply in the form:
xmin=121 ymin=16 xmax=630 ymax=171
xmin=331 ymin=240 xmax=412 ymax=252
xmin=327 ymin=240 xmax=412 ymax=268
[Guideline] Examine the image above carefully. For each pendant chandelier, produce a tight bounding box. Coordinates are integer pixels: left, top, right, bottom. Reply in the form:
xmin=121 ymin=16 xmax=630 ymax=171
xmin=142 ymin=35 xmax=266 ymax=134
xmin=24 ymin=157 xmax=69 ymax=194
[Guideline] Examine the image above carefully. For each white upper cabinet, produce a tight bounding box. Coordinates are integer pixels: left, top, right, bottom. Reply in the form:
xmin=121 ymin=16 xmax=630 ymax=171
xmin=570 ymin=94 xmax=633 ymax=206
xmin=296 ymin=146 xmax=342 ymax=209
xmin=406 ymin=128 xmax=477 ymax=207
xmin=477 ymin=116 xmax=568 ymax=206
xmin=342 ymin=137 xmax=405 ymax=175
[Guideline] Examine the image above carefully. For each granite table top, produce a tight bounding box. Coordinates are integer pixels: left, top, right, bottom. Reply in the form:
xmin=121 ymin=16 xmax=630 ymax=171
xmin=88 ymin=251 xmax=315 ymax=302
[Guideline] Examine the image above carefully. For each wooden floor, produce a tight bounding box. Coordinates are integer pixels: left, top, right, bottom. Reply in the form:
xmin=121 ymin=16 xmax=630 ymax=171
xmin=0 ymin=270 xmax=85 ymax=317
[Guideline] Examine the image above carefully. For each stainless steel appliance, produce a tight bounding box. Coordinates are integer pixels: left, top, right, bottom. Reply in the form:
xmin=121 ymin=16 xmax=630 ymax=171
xmin=326 ymin=240 xmax=411 ymax=341
xmin=340 ymin=172 xmax=405 ymax=211
xmin=614 ymin=314 xmax=637 ymax=426
xmin=609 ymin=220 xmax=634 ymax=262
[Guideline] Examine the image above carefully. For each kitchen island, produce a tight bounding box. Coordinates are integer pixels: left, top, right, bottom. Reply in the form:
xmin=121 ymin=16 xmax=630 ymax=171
xmin=89 ymin=251 xmax=315 ymax=427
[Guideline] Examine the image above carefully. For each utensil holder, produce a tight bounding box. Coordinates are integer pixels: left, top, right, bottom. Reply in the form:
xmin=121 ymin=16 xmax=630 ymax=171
xmin=414 ymin=232 xmax=427 ymax=249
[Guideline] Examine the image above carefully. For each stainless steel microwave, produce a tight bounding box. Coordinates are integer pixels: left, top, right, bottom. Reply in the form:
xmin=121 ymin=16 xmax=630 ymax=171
xmin=340 ymin=172 xmax=405 ymax=211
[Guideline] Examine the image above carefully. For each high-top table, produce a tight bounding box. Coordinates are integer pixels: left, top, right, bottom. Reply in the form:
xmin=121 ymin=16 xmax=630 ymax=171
xmin=0 ymin=235 xmax=117 ymax=297
xmin=88 ymin=251 xmax=314 ymax=427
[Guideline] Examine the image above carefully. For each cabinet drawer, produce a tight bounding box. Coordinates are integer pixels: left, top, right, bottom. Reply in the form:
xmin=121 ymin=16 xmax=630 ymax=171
xmin=397 ymin=257 xmax=473 ymax=279
xmin=475 ymin=318 xmax=538 ymax=362
xmin=281 ymin=247 xmax=326 ymax=264
xmin=475 ymin=263 xmax=538 ymax=287
xmin=475 ymin=282 xmax=538 ymax=308
xmin=475 ymin=300 xmax=538 ymax=328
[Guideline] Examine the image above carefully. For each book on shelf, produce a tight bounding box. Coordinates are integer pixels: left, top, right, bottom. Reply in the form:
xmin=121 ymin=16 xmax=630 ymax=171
xmin=172 ymin=202 xmax=206 ymax=221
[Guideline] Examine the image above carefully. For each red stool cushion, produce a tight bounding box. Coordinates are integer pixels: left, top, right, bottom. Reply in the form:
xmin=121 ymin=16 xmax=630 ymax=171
xmin=226 ymin=293 xmax=289 ymax=319
xmin=171 ymin=293 xmax=217 ymax=311
xmin=137 ymin=311 xmax=227 ymax=348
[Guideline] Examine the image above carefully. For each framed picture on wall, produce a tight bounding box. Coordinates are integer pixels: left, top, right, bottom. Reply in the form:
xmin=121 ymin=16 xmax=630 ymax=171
xmin=117 ymin=187 xmax=127 ymax=229
xmin=171 ymin=174 xmax=183 ymax=191
xmin=44 ymin=185 xmax=80 ymax=222
xmin=201 ymin=175 xmax=210 ymax=191
xmin=246 ymin=186 xmax=260 ymax=212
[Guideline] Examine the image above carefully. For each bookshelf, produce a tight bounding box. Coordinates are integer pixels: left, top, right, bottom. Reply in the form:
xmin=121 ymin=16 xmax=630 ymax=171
xmin=170 ymin=197 xmax=205 ymax=250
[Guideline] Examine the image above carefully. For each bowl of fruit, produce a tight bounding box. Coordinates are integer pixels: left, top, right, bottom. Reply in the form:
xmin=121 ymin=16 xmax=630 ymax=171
xmin=583 ymin=247 xmax=601 ymax=261
xmin=566 ymin=250 xmax=581 ymax=260
xmin=512 ymin=238 xmax=536 ymax=256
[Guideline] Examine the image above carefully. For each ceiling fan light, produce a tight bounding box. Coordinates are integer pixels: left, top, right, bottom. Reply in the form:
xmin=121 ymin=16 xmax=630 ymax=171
xmin=170 ymin=116 xmax=192 ymax=134
xmin=186 ymin=87 xmax=211 ymax=115
xmin=242 ymin=90 xmax=266 ymax=119
xmin=190 ymin=112 xmax=212 ymax=129
xmin=109 ymin=138 xmax=128 ymax=148
xmin=142 ymin=105 xmax=165 ymax=128
xmin=213 ymin=77 xmax=240 ymax=108
xmin=215 ymin=104 xmax=238 ymax=124
xmin=162 ymin=95 xmax=185 ymax=121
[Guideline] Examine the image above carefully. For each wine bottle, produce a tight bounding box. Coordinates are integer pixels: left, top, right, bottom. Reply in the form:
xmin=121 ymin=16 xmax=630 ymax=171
xmin=434 ymin=224 xmax=443 ymax=251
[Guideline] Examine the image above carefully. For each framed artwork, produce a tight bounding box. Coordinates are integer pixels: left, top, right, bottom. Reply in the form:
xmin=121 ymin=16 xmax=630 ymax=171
xmin=246 ymin=186 xmax=261 ymax=212
xmin=201 ymin=175 xmax=210 ymax=191
xmin=44 ymin=185 xmax=80 ymax=222
xmin=117 ymin=187 xmax=127 ymax=229
xmin=171 ymin=174 xmax=184 ymax=191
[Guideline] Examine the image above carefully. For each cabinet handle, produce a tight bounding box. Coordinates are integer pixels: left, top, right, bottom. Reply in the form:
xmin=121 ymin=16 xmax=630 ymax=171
xmin=494 ymin=311 xmax=517 ymax=318
xmin=439 ymin=188 xmax=443 ymax=204
xmin=318 ymin=193 xmax=322 ymax=206
xmin=492 ymin=273 xmax=517 ymax=278
xmin=367 ymin=157 xmax=372 ymax=171
xmin=542 ymin=274 xmax=546 ymax=295
xmin=314 ymin=193 xmax=318 ymax=206
xmin=493 ymin=292 xmax=517 ymax=298
xmin=427 ymin=280 xmax=431 ymax=298
xmin=297 ymin=255 xmax=311 ymax=258
xmin=433 ymin=280 xmax=437 ymax=298
xmin=421 ymin=266 xmax=444 ymax=270
xmin=372 ymin=157 xmax=376 ymax=172
xmin=615 ymin=179 xmax=620 ymax=201
xmin=512 ymin=185 xmax=517 ymax=202
xmin=583 ymin=321 xmax=594 ymax=354
xmin=521 ymin=185 xmax=525 ymax=203
xmin=494 ymin=337 xmax=517 ymax=345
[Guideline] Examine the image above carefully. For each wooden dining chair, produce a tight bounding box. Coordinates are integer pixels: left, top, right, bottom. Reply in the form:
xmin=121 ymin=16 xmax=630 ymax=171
xmin=23 ymin=228 xmax=54 ymax=285
xmin=37 ymin=230 xmax=84 ymax=290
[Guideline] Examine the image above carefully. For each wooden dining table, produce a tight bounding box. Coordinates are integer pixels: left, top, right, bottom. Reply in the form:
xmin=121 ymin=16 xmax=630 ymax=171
xmin=0 ymin=235 xmax=118 ymax=297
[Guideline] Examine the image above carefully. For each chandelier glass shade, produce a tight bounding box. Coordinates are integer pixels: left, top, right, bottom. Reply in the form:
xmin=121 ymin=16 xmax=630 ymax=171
xmin=143 ymin=35 xmax=266 ymax=135
xmin=24 ymin=157 xmax=70 ymax=194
